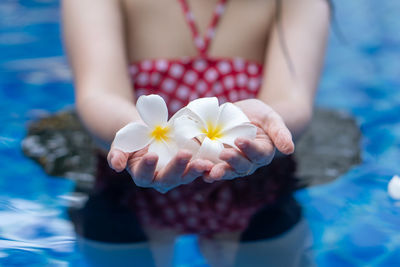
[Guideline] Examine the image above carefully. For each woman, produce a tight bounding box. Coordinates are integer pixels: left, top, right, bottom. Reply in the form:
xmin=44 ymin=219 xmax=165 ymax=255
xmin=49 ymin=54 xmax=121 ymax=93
xmin=62 ymin=0 xmax=329 ymax=265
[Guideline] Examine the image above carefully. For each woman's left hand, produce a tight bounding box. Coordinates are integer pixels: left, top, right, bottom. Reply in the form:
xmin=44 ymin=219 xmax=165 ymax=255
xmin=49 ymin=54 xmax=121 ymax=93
xmin=202 ymin=98 xmax=295 ymax=182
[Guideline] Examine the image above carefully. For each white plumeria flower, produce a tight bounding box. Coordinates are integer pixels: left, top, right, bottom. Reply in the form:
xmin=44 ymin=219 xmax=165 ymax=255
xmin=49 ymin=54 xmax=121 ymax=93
xmin=174 ymin=97 xmax=257 ymax=163
xmin=113 ymin=94 xmax=180 ymax=170
xmin=388 ymin=175 xmax=400 ymax=200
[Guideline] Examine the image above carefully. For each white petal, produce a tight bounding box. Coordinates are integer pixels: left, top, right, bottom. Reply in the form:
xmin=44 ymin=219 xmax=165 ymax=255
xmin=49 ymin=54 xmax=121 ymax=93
xmin=388 ymin=175 xmax=400 ymax=200
xmin=217 ymin=103 xmax=250 ymax=131
xmin=179 ymin=139 xmax=201 ymax=154
xmin=187 ymin=97 xmax=220 ymax=126
xmin=169 ymin=107 xmax=192 ymax=122
xmin=149 ymin=140 xmax=178 ymax=170
xmin=196 ymin=137 xmax=224 ymax=163
xmin=113 ymin=122 xmax=152 ymax=152
xmin=136 ymin=94 xmax=168 ymax=128
xmin=219 ymin=123 xmax=257 ymax=149
xmin=173 ymin=115 xmax=205 ymax=141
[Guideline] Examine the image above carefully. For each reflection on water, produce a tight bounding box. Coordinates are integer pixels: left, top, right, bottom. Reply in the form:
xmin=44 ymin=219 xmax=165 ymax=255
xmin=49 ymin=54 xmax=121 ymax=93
xmin=233 ymin=219 xmax=313 ymax=267
xmin=75 ymin=218 xmax=313 ymax=267
xmin=0 ymin=199 xmax=77 ymax=265
xmin=64 ymin=154 xmax=313 ymax=267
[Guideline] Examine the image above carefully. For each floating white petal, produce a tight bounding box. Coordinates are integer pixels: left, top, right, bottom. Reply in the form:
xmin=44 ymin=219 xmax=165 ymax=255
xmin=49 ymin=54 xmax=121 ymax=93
xmin=388 ymin=175 xmax=400 ymax=200
xmin=114 ymin=123 xmax=151 ymax=152
xmin=136 ymin=94 xmax=168 ymax=128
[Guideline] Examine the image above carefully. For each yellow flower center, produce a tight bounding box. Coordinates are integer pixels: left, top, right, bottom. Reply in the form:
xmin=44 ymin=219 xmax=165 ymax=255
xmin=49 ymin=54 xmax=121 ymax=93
xmin=150 ymin=125 xmax=170 ymax=142
xmin=203 ymin=122 xmax=223 ymax=140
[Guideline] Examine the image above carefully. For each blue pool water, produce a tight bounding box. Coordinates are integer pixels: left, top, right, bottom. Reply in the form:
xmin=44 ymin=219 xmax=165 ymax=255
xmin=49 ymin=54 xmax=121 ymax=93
xmin=1 ymin=0 xmax=400 ymax=266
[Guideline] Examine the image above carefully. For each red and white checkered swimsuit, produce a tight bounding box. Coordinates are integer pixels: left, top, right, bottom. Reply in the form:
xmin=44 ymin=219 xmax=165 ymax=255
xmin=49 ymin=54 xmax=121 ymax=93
xmin=112 ymin=0 xmax=291 ymax=236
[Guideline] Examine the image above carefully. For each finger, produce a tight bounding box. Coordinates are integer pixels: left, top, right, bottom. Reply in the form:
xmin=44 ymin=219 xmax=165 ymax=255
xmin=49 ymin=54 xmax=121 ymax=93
xmin=182 ymin=159 xmax=214 ymax=185
xmin=219 ymin=148 xmax=252 ymax=175
xmin=263 ymin=111 xmax=295 ymax=155
xmin=153 ymin=150 xmax=192 ymax=188
xmin=128 ymin=152 xmax=158 ymax=187
xmin=235 ymin=137 xmax=275 ymax=166
xmin=211 ymin=163 xmax=239 ymax=181
xmin=107 ymin=149 xmax=129 ymax=172
xmin=203 ymin=162 xmax=232 ymax=182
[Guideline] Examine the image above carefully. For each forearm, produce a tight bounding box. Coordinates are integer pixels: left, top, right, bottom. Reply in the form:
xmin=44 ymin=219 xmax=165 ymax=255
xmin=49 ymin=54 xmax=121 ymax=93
xmin=62 ymin=0 xmax=137 ymax=149
xmin=76 ymin=89 xmax=140 ymax=149
xmin=262 ymin=91 xmax=312 ymax=141
xmin=259 ymin=0 xmax=329 ymax=141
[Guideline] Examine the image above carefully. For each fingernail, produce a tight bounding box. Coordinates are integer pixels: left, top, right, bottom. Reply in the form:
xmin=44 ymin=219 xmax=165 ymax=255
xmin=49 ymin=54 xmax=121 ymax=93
xmin=238 ymin=141 xmax=247 ymax=149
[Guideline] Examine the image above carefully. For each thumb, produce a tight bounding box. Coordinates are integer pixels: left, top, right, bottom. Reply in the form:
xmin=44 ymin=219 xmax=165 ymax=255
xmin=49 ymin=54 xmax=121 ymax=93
xmin=262 ymin=112 xmax=295 ymax=155
xmin=107 ymin=148 xmax=129 ymax=172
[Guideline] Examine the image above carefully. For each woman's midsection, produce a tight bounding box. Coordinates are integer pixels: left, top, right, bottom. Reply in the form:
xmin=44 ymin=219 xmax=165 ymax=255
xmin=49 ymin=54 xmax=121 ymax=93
xmin=121 ymin=0 xmax=275 ymax=63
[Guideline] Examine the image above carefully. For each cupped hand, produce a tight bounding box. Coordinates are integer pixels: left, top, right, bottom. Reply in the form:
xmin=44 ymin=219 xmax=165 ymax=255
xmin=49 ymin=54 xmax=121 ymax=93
xmin=107 ymin=146 xmax=213 ymax=193
xmin=203 ymin=99 xmax=295 ymax=182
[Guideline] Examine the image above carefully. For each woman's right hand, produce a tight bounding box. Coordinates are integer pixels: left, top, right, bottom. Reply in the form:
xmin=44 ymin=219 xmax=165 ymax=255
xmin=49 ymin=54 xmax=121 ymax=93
xmin=107 ymin=146 xmax=213 ymax=193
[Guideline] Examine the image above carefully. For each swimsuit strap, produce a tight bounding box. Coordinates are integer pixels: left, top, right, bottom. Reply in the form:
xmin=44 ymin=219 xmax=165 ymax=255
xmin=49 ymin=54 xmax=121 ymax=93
xmin=178 ymin=0 xmax=228 ymax=56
